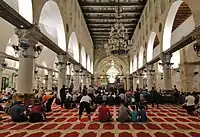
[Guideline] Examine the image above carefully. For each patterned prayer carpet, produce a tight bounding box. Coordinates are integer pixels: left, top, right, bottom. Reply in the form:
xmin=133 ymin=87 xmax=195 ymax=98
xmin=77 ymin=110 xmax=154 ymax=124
xmin=0 ymin=105 xmax=200 ymax=137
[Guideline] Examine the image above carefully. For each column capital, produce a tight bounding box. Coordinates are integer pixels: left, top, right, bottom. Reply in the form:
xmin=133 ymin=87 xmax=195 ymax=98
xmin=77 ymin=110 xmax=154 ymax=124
xmin=57 ymin=55 xmax=68 ymax=64
xmin=73 ymin=64 xmax=81 ymax=72
xmin=160 ymin=54 xmax=173 ymax=68
xmin=15 ymin=26 xmax=42 ymax=48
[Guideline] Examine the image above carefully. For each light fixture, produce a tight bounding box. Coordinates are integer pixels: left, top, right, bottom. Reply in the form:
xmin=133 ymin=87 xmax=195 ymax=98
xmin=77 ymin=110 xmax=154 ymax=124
xmin=20 ymin=25 xmax=24 ymax=28
xmin=104 ymin=0 xmax=132 ymax=56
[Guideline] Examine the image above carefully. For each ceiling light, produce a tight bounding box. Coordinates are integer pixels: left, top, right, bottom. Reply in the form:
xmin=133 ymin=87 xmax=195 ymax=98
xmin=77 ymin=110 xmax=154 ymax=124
xmin=20 ymin=25 xmax=23 ymax=28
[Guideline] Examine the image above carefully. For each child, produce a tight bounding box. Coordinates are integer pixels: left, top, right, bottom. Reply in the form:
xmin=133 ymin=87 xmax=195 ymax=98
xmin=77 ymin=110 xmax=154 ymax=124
xmin=130 ymin=106 xmax=137 ymax=122
xmin=137 ymin=105 xmax=147 ymax=122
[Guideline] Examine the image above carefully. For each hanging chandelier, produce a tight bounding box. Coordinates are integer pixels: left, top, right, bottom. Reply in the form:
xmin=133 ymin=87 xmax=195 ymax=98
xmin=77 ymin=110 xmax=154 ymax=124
xmin=104 ymin=0 xmax=132 ymax=56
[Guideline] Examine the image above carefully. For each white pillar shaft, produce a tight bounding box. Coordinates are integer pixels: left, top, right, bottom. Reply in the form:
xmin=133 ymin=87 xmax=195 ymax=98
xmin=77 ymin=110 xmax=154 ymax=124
xmin=133 ymin=77 xmax=137 ymax=91
xmin=127 ymin=77 xmax=130 ymax=90
xmin=0 ymin=66 xmax=3 ymax=91
xmin=139 ymin=76 xmax=143 ymax=89
xmin=66 ymin=75 xmax=70 ymax=88
xmin=58 ymin=66 xmax=66 ymax=91
xmin=147 ymin=73 xmax=153 ymax=91
xmin=47 ymin=71 xmax=53 ymax=91
xmin=33 ymin=75 xmax=38 ymax=89
xmin=123 ymin=78 xmax=127 ymax=90
xmin=83 ymin=76 xmax=87 ymax=86
xmin=17 ymin=56 xmax=34 ymax=94
xmin=74 ymin=72 xmax=79 ymax=91
xmin=163 ymin=65 xmax=172 ymax=90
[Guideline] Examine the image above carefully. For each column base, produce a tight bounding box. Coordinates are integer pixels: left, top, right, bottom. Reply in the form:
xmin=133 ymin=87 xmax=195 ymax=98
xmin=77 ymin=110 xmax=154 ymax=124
xmin=14 ymin=93 xmax=35 ymax=105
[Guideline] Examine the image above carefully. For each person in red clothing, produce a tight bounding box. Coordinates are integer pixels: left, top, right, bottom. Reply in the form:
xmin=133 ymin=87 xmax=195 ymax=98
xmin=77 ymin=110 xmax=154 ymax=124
xmin=98 ymin=102 xmax=112 ymax=122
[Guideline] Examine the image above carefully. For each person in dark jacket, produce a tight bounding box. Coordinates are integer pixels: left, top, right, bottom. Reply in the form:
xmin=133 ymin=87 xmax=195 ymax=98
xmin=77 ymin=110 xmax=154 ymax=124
xmin=135 ymin=90 xmax=140 ymax=111
xmin=151 ymin=87 xmax=159 ymax=108
xmin=60 ymin=85 xmax=66 ymax=108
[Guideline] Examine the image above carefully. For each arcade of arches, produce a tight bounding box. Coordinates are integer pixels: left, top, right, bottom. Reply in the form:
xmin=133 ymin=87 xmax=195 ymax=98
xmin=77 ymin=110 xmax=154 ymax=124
xmin=0 ymin=0 xmax=200 ymax=137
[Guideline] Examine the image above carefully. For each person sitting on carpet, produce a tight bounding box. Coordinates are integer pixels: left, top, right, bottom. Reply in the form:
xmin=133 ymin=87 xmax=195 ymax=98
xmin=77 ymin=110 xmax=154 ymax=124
xmin=29 ymin=100 xmax=46 ymax=123
xmin=98 ymin=102 xmax=112 ymax=122
xmin=10 ymin=101 xmax=28 ymax=122
xmin=130 ymin=106 xmax=137 ymax=122
xmin=137 ymin=105 xmax=147 ymax=122
xmin=117 ymin=102 xmax=131 ymax=122
xmin=102 ymin=93 xmax=108 ymax=104
xmin=79 ymin=92 xmax=92 ymax=121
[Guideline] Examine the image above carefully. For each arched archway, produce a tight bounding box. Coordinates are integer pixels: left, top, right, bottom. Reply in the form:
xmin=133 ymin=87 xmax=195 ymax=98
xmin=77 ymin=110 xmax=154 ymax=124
xmin=68 ymin=32 xmax=79 ymax=62
xmin=147 ymin=32 xmax=160 ymax=62
xmin=163 ymin=1 xmax=193 ymax=51
xmin=81 ymin=47 xmax=86 ymax=68
xmin=138 ymin=47 xmax=144 ymax=68
xmin=39 ymin=0 xmax=66 ymax=51
xmin=3 ymin=0 xmax=33 ymax=23
xmin=87 ymin=55 xmax=91 ymax=72
xmin=130 ymin=58 xmax=133 ymax=74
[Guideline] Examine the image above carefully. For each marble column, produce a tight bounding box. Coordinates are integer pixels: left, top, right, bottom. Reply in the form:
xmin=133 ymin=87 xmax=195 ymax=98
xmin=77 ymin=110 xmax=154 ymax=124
xmin=73 ymin=64 xmax=81 ymax=92
xmin=15 ymin=27 xmax=41 ymax=95
xmin=57 ymin=55 xmax=67 ymax=98
xmin=147 ymin=64 xmax=154 ymax=91
xmin=162 ymin=54 xmax=172 ymax=90
xmin=82 ymin=71 xmax=87 ymax=87
xmin=44 ymin=75 xmax=48 ymax=90
xmin=123 ymin=77 xmax=127 ymax=90
xmin=47 ymin=70 xmax=53 ymax=91
xmin=126 ymin=75 xmax=130 ymax=90
xmin=138 ymin=70 xmax=144 ymax=89
xmin=87 ymin=74 xmax=92 ymax=87
xmin=0 ymin=57 xmax=4 ymax=91
xmin=132 ymin=73 xmax=138 ymax=91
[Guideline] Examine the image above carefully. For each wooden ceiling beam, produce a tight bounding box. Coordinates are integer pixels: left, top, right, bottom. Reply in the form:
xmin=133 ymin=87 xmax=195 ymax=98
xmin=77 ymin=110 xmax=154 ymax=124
xmin=82 ymin=9 xmax=142 ymax=14
xmin=84 ymin=15 xmax=140 ymax=20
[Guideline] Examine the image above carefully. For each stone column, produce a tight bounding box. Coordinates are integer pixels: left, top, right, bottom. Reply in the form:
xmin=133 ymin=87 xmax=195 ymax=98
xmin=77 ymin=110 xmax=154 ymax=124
xmin=147 ymin=64 xmax=154 ymax=91
xmin=82 ymin=70 xmax=87 ymax=87
xmin=57 ymin=55 xmax=67 ymax=98
xmin=87 ymin=74 xmax=92 ymax=87
xmin=126 ymin=75 xmax=130 ymax=90
xmin=0 ymin=57 xmax=4 ymax=91
xmin=12 ymin=72 xmax=18 ymax=89
xmin=33 ymin=68 xmax=38 ymax=90
xmin=15 ymin=27 xmax=41 ymax=95
xmin=44 ymin=75 xmax=48 ymax=90
xmin=73 ymin=64 xmax=81 ymax=92
xmin=123 ymin=77 xmax=127 ymax=90
xmin=161 ymin=54 xmax=173 ymax=90
xmin=138 ymin=70 xmax=144 ymax=89
xmin=132 ymin=73 xmax=138 ymax=91
xmin=47 ymin=70 xmax=53 ymax=91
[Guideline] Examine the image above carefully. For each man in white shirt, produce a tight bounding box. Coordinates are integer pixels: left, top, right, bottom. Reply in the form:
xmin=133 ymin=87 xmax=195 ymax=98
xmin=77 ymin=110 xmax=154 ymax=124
xmin=79 ymin=93 xmax=92 ymax=121
xmin=184 ymin=93 xmax=195 ymax=114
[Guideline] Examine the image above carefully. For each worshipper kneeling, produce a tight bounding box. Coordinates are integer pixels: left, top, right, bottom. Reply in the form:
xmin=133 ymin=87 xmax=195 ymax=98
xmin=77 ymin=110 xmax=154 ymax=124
xmin=79 ymin=92 xmax=92 ymax=121
xmin=28 ymin=100 xmax=46 ymax=123
xmin=10 ymin=101 xmax=28 ymax=122
xmin=117 ymin=102 xmax=131 ymax=122
xmin=137 ymin=106 xmax=147 ymax=122
xmin=98 ymin=102 xmax=113 ymax=122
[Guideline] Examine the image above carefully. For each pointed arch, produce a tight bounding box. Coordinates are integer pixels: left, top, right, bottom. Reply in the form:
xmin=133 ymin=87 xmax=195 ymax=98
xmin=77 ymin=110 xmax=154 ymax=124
xmin=68 ymin=32 xmax=79 ymax=62
xmin=138 ymin=47 xmax=144 ymax=68
xmin=81 ymin=47 xmax=86 ymax=68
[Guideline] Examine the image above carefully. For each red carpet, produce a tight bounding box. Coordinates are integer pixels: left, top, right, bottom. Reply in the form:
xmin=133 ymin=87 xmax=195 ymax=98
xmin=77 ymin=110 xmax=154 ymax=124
xmin=63 ymin=132 xmax=79 ymax=137
xmin=132 ymin=124 xmax=145 ymax=130
xmin=10 ymin=123 xmax=30 ymax=130
xmin=73 ymin=123 xmax=86 ymax=130
xmin=8 ymin=132 xmax=27 ymax=137
xmin=118 ymin=124 xmax=130 ymax=130
xmin=26 ymin=123 xmax=44 ymax=130
xmin=0 ymin=132 xmax=10 ymax=137
xmin=0 ymin=105 xmax=199 ymax=137
xmin=103 ymin=123 xmax=114 ymax=130
xmin=82 ymin=132 xmax=97 ymax=137
xmin=146 ymin=123 xmax=161 ymax=130
xmin=45 ymin=132 xmax=61 ymax=137
xmin=119 ymin=132 xmax=133 ymax=137
xmin=100 ymin=132 xmax=114 ymax=137
xmin=154 ymin=132 xmax=170 ymax=137
xmin=26 ymin=132 xmax=45 ymax=137
xmin=57 ymin=123 xmax=72 ymax=130
xmin=88 ymin=123 xmax=100 ymax=129
xmin=42 ymin=123 xmax=58 ymax=130
xmin=137 ymin=132 xmax=151 ymax=137
xmin=172 ymin=132 xmax=189 ymax=137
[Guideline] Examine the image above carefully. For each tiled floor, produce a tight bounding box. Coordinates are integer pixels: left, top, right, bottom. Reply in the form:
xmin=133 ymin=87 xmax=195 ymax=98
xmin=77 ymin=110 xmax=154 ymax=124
xmin=0 ymin=105 xmax=200 ymax=137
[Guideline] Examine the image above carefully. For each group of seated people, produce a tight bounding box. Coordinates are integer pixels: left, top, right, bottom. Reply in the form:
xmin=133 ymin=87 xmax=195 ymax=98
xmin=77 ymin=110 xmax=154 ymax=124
xmin=98 ymin=101 xmax=147 ymax=123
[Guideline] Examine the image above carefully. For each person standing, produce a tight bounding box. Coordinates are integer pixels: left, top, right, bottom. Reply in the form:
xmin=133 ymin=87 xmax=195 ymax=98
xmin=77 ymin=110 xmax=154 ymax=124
xmin=151 ymin=87 xmax=159 ymax=108
xmin=60 ymin=85 xmax=66 ymax=108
